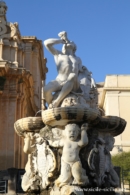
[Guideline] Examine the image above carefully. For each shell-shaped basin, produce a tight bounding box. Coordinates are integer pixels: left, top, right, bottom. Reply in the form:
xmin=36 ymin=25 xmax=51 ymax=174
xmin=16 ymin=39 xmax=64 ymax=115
xmin=14 ymin=117 xmax=45 ymax=137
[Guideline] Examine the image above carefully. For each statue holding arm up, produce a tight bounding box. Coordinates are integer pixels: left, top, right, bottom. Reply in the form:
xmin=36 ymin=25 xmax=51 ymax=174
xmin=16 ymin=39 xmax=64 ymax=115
xmin=48 ymin=123 xmax=89 ymax=187
xmin=44 ymin=31 xmax=84 ymax=108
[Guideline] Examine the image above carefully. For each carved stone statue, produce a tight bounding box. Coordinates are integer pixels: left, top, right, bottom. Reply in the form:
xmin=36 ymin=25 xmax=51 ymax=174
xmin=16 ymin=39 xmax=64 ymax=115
xmin=10 ymin=22 xmax=21 ymax=43
xmin=49 ymin=123 xmax=89 ymax=187
xmin=22 ymin=132 xmax=56 ymax=192
xmin=14 ymin=31 xmax=127 ymax=195
xmin=0 ymin=1 xmax=21 ymax=41
xmin=44 ymin=31 xmax=96 ymax=109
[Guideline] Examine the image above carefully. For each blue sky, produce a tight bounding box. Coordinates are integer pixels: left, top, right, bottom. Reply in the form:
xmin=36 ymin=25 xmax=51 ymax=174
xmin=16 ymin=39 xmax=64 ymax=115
xmin=5 ymin=0 xmax=130 ymax=84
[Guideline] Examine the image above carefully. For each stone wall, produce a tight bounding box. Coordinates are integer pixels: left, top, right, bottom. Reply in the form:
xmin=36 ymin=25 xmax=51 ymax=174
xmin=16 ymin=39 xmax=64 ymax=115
xmin=0 ymin=2 xmax=47 ymax=170
xmin=97 ymin=75 xmax=130 ymax=154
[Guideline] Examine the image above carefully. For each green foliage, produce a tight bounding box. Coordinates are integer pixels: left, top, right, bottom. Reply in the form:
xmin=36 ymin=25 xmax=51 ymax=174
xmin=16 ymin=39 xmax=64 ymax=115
xmin=112 ymin=151 xmax=130 ymax=168
xmin=112 ymin=151 xmax=130 ymax=184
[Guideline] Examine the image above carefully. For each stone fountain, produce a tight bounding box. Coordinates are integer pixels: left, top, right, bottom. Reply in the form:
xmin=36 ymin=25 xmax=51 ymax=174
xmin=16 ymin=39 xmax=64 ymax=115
xmin=14 ymin=31 xmax=126 ymax=195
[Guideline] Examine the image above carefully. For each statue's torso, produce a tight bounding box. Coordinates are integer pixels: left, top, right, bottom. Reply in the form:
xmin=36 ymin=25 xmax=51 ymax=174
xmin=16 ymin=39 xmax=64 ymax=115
xmin=55 ymin=54 xmax=80 ymax=82
xmin=62 ymin=140 xmax=80 ymax=163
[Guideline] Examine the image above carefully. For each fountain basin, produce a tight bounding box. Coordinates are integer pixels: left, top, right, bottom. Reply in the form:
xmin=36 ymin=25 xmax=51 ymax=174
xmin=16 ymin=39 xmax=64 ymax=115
xmin=42 ymin=106 xmax=101 ymax=126
xmin=14 ymin=117 xmax=45 ymax=137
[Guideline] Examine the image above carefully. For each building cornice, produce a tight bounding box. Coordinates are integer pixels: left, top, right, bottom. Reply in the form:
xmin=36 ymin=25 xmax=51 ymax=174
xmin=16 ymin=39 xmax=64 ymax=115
xmin=99 ymin=87 xmax=130 ymax=108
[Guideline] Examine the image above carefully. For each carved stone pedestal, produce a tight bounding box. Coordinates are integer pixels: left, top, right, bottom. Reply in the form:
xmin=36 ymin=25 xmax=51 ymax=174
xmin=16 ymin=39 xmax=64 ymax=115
xmin=24 ymin=188 xmax=117 ymax=195
xmin=84 ymin=191 xmax=116 ymax=195
xmin=14 ymin=111 xmax=126 ymax=195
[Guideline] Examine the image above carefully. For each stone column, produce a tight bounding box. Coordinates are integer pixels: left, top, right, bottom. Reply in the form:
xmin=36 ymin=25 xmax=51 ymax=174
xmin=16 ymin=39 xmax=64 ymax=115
xmin=41 ymin=80 xmax=46 ymax=110
xmin=14 ymin=93 xmax=22 ymax=168
xmin=6 ymin=79 xmax=17 ymax=169
xmin=0 ymin=38 xmax=3 ymax=60
xmin=13 ymin=42 xmax=18 ymax=67
xmin=24 ymin=43 xmax=32 ymax=71
xmin=21 ymin=50 xmax=24 ymax=68
xmin=0 ymin=93 xmax=9 ymax=169
xmin=19 ymin=49 xmax=23 ymax=67
xmin=32 ymin=46 xmax=40 ymax=109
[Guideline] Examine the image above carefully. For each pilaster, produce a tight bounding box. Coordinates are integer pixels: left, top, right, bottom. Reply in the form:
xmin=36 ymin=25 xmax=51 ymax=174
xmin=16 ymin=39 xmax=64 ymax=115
xmin=24 ymin=42 xmax=32 ymax=71
xmin=0 ymin=38 xmax=3 ymax=60
xmin=13 ymin=42 xmax=18 ymax=67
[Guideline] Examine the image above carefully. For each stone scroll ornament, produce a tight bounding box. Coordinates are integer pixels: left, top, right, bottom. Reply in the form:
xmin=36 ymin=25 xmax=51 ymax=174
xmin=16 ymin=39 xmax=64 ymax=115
xmin=14 ymin=31 xmax=126 ymax=195
xmin=22 ymin=135 xmax=56 ymax=192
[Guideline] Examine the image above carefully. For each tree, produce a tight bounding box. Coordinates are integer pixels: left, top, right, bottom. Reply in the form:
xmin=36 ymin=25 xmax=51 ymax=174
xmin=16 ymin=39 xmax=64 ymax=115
xmin=112 ymin=151 xmax=130 ymax=185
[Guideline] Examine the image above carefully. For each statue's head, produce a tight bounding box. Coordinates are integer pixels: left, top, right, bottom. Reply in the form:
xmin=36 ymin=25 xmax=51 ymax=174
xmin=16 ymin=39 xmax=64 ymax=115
xmin=65 ymin=123 xmax=80 ymax=141
xmin=0 ymin=1 xmax=7 ymax=16
xmin=105 ymin=135 xmax=115 ymax=151
xmin=62 ymin=41 xmax=77 ymax=54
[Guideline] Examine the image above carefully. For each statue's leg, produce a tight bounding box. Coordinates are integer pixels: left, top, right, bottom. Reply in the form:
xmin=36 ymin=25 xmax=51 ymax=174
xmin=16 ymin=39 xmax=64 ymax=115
xmin=22 ymin=155 xmax=33 ymax=191
xmin=72 ymin=161 xmax=88 ymax=185
xmin=52 ymin=73 xmax=78 ymax=107
xmin=55 ymin=159 xmax=72 ymax=187
xmin=109 ymin=167 xmax=119 ymax=187
xmin=44 ymin=80 xmax=61 ymax=105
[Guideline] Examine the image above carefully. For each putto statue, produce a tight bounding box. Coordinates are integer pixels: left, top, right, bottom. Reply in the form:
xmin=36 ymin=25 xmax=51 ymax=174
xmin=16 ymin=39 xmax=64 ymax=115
xmin=49 ymin=123 xmax=89 ymax=187
xmin=14 ymin=31 xmax=126 ymax=195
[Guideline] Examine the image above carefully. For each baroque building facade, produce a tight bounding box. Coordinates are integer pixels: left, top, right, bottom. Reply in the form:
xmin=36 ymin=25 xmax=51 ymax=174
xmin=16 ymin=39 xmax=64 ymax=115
xmin=0 ymin=1 xmax=47 ymax=170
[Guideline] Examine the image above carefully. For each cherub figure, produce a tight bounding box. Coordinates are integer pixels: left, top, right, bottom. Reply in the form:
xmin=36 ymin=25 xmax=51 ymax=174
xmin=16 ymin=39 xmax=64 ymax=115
xmin=22 ymin=132 xmax=36 ymax=192
xmin=49 ymin=123 xmax=89 ymax=187
xmin=105 ymin=135 xmax=119 ymax=187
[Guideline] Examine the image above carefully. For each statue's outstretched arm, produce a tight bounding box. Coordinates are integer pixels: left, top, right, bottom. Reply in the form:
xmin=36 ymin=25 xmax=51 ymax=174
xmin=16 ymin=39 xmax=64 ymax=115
xmin=44 ymin=38 xmax=63 ymax=55
xmin=78 ymin=123 xmax=88 ymax=147
xmin=78 ymin=58 xmax=84 ymax=72
xmin=23 ymin=133 xmax=34 ymax=154
xmin=48 ymin=139 xmax=64 ymax=148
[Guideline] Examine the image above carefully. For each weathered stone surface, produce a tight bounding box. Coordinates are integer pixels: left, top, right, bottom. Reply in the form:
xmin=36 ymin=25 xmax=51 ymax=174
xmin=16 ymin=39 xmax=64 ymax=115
xmin=21 ymin=133 xmax=56 ymax=193
xmin=43 ymin=31 xmax=98 ymax=109
xmin=14 ymin=117 xmax=45 ymax=137
xmin=0 ymin=1 xmax=47 ymax=171
xmin=97 ymin=75 xmax=130 ymax=154
xmin=42 ymin=106 xmax=100 ymax=126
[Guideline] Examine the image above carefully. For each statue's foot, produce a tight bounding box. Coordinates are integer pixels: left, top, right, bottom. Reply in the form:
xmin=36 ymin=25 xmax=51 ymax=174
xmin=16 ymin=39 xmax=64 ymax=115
xmin=49 ymin=100 xmax=60 ymax=109
xmin=49 ymin=103 xmax=53 ymax=109
xmin=72 ymin=177 xmax=89 ymax=186
xmin=72 ymin=182 xmax=88 ymax=187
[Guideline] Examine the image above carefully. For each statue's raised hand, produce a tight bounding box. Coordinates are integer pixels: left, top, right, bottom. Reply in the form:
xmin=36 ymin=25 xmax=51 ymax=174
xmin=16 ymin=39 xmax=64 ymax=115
xmin=58 ymin=31 xmax=69 ymax=43
xmin=81 ymin=123 xmax=88 ymax=131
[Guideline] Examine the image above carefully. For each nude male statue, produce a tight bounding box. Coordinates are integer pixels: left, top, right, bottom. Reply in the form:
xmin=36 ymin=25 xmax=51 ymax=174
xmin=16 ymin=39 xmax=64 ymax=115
xmin=44 ymin=31 xmax=85 ymax=108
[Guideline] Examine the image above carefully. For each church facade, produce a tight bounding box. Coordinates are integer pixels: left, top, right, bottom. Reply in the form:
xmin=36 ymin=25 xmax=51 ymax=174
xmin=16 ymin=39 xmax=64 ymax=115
xmin=0 ymin=1 xmax=47 ymax=171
